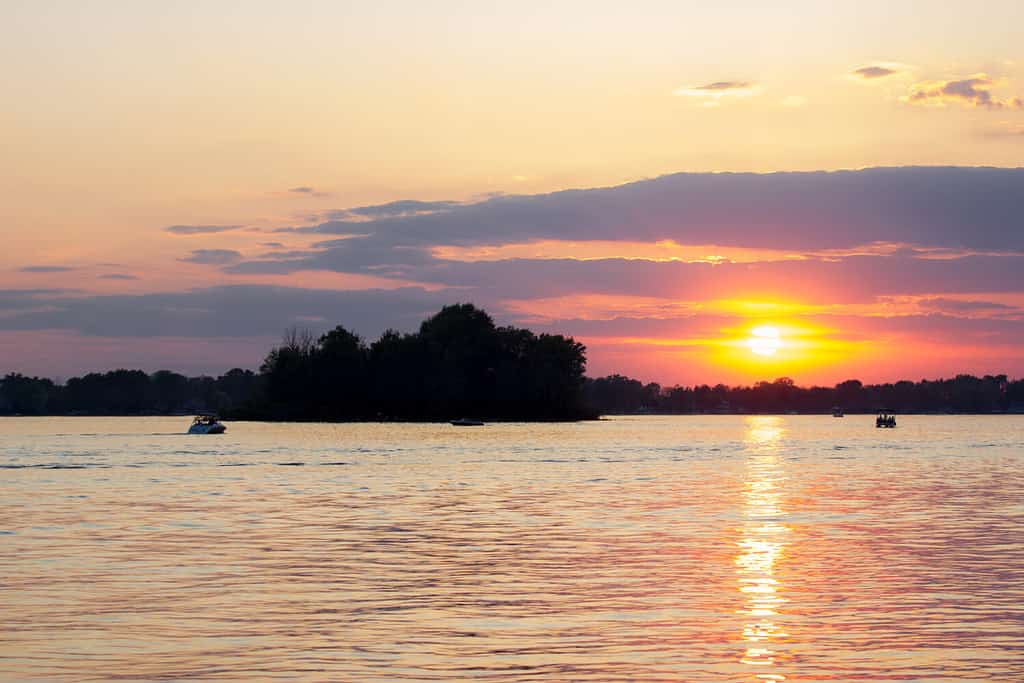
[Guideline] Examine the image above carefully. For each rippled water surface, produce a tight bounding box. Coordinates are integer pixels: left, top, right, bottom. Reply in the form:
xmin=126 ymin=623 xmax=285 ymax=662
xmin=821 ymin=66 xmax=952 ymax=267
xmin=2 ymin=415 xmax=1023 ymax=682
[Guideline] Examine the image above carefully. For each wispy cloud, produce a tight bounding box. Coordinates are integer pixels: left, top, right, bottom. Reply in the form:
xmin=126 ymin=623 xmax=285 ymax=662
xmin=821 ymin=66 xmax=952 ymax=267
xmin=916 ymin=297 xmax=1018 ymax=316
xmin=165 ymin=225 xmax=244 ymax=235
xmin=98 ymin=273 xmax=140 ymax=280
xmin=179 ymin=249 xmax=242 ymax=265
xmin=287 ymin=186 xmax=332 ymax=198
xmin=20 ymin=265 xmax=75 ymax=273
xmin=673 ymin=81 xmax=759 ymax=105
xmin=0 ymin=285 xmax=452 ymax=340
xmin=347 ymin=200 xmax=461 ymax=219
xmin=850 ymin=64 xmax=905 ymax=80
xmin=780 ymin=95 xmax=808 ymax=108
xmin=309 ymin=200 xmax=464 ymax=224
xmin=905 ymin=74 xmax=1023 ymax=109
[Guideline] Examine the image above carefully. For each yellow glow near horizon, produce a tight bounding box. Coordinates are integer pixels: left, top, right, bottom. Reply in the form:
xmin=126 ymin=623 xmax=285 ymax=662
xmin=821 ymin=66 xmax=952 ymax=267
xmin=689 ymin=317 xmax=871 ymax=381
xmin=748 ymin=326 xmax=781 ymax=356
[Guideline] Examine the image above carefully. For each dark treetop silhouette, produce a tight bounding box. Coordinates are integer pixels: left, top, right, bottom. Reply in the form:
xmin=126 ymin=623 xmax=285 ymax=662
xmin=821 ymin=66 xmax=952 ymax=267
xmin=254 ymin=303 xmax=589 ymax=420
xmin=583 ymin=374 xmax=1023 ymax=415
xmin=1 ymin=304 xmax=1022 ymax=418
xmin=0 ymin=304 xmax=590 ymax=421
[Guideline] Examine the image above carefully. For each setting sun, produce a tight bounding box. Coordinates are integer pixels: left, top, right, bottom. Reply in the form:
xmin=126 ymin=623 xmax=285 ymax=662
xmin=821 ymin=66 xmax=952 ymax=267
xmin=748 ymin=326 xmax=782 ymax=356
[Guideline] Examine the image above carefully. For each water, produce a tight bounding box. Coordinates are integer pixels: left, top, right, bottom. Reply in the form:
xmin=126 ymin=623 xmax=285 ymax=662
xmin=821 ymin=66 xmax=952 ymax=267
xmin=1 ymin=415 xmax=1023 ymax=682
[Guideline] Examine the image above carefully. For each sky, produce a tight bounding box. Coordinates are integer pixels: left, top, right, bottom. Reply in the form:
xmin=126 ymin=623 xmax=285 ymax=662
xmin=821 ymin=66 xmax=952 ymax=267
xmin=2 ymin=1 xmax=1024 ymax=385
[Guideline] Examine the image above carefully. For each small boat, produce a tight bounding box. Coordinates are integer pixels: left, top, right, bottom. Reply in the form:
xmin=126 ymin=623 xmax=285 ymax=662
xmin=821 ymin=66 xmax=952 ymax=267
xmin=188 ymin=414 xmax=226 ymax=434
xmin=832 ymin=407 xmax=844 ymax=417
xmin=875 ymin=411 xmax=896 ymax=428
xmin=450 ymin=418 xmax=485 ymax=427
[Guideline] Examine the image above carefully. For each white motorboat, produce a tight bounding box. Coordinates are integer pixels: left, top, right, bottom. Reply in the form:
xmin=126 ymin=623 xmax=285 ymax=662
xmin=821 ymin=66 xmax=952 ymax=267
xmin=188 ymin=415 xmax=226 ymax=434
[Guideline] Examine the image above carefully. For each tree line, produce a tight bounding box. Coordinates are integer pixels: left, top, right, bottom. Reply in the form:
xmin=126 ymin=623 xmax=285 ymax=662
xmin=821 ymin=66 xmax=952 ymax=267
xmin=2 ymin=304 xmax=1022 ymax=418
xmin=0 ymin=368 xmax=262 ymax=416
xmin=0 ymin=304 xmax=591 ymax=420
xmin=583 ymin=374 xmax=1024 ymax=415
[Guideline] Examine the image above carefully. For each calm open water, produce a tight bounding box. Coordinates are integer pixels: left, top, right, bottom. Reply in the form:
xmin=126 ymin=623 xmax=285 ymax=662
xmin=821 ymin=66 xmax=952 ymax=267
xmin=1 ymin=415 xmax=1023 ymax=682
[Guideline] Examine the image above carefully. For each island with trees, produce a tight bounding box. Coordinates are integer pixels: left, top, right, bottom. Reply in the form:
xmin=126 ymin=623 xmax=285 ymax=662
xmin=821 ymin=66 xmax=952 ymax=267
xmin=0 ymin=304 xmax=592 ymax=421
xmin=2 ymin=303 xmax=1023 ymax=418
xmin=253 ymin=303 xmax=589 ymax=420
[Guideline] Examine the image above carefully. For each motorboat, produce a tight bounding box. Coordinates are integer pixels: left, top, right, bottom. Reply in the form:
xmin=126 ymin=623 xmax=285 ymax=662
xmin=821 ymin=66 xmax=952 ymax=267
xmin=450 ymin=418 xmax=485 ymax=426
xmin=832 ymin=407 xmax=844 ymax=417
xmin=188 ymin=414 xmax=226 ymax=434
xmin=875 ymin=411 xmax=896 ymax=428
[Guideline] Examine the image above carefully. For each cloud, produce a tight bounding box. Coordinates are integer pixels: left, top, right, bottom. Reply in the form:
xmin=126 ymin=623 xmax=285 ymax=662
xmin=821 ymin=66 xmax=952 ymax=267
xmin=285 ymin=167 xmax=1024 ymax=254
xmin=851 ymin=65 xmax=899 ymax=80
xmin=336 ymin=200 xmax=462 ymax=221
xmin=0 ymin=289 xmax=72 ymax=310
xmin=351 ymin=199 xmax=460 ymax=216
xmin=673 ymin=81 xmax=759 ymax=104
xmin=219 ymin=166 xmax=1024 ymax=312
xmin=254 ymin=249 xmax=320 ymax=260
xmin=524 ymin=310 xmax=1024 ymax=341
xmin=179 ymin=249 xmax=242 ymax=265
xmin=287 ymin=186 xmax=331 ymax=198
xmin=165 ymin=225 xmax=244 ymax=235
xmin=229 ymin=238 xmax=435 ymax=275
xmin=916 ymin=297 xmax=1018 ymax=315
xmin=679 ymin=81 xmax=754 ymax=92
xmin=0 ymin=285 xmax=456 ymax=339
xmin=905 ymin=74 xmax=1024 ymax=109
xmin=98 ymin=274 xmax=139 ymax=280
xmin=234 ymin=247 xmax=1024 ymax=305
xmin=19 ymin=265 xmax=75 ymax=273
xmin=780 ymin=95 xmax=808 ymax=108
xmin=261 ymin=242 xmax=287 ymax=249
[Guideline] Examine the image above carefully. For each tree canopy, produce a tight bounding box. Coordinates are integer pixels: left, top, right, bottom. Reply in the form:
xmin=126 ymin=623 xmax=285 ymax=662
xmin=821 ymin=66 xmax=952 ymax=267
xmin=583 ymin=373 xmax=1022 ymax=415
xmin=254 ymin=303 xmax=590 ymax=420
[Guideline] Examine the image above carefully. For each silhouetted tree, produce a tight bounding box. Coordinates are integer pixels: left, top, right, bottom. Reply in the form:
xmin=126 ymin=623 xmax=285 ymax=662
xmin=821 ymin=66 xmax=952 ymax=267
xmin=313 ymin=326 xmax=369 ymax=417
xmin=0 ymin=373 xmax=54 ymax=414
xmin=248 ymin=303 xmax=590 ymax=420
xmin=217 ymin=368 xmax=263 ymax=412
xmin=150 ymin=370 xmax=189 ymax=412
xmin=260 ymin=327 xmax=317 ymax=418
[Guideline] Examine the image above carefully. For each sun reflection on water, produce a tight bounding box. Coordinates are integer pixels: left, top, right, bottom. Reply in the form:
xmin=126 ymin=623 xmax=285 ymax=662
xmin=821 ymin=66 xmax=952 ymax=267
xmin=737 ymin=416 xmax=791 ymax=680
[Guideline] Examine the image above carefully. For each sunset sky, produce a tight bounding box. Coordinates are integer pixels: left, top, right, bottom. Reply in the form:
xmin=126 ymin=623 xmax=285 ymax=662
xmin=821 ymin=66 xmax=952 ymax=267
xmin=3 ymin=1 xmax=1024 ymax=384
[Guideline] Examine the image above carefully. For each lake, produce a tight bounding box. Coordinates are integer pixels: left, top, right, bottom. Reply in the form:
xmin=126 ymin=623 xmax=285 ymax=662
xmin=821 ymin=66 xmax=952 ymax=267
xmin=2 ymin=415 xmax=1023 ymax=682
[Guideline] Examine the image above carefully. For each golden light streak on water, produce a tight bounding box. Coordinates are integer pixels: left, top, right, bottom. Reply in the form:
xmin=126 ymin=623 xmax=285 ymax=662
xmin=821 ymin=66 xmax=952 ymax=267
xmin=737 ymin=417 xmax=790 ymax=679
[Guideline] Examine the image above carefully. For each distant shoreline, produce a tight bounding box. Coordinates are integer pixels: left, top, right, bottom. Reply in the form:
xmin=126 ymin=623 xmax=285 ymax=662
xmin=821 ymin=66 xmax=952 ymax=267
xmin=3 ymin=308 xmax=1021 ymax=419
xmin=3 ymin=410 xmax=1023 ymax=420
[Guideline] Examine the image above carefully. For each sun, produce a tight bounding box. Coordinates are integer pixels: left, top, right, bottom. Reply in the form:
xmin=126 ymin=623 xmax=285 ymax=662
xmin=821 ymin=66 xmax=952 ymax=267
xmin=748 ymin=326 xmax=781 ymax=356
